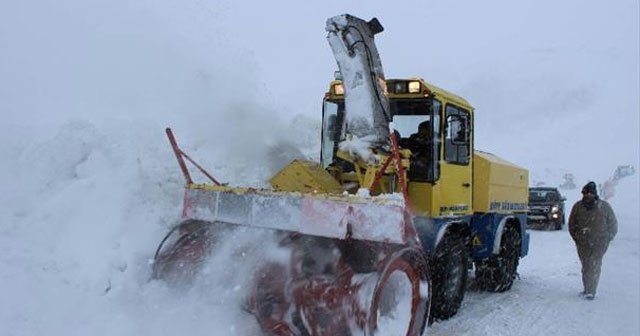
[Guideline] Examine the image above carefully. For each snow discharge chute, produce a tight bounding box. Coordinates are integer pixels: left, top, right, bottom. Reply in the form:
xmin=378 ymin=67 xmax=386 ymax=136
xmin=326 ymin=14 xmax=391 ymax=149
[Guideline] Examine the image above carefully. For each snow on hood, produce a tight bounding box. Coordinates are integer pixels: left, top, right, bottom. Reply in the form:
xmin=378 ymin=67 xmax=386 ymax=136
xmin=338 ymin=134 xmax=378 ymax=163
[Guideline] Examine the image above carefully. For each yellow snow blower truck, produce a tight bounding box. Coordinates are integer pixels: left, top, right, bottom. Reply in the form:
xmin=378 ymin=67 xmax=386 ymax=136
xmin=152 ymin=14 xmax=529 ymax=336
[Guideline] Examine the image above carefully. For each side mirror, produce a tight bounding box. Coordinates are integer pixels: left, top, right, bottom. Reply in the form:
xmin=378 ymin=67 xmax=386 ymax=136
xmin=561 ymin=197 xmax=566 ymax=202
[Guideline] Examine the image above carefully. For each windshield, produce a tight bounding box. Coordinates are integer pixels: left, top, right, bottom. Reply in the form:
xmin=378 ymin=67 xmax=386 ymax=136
xmin=321 ymin=98 xmax=441 ymax=182
xmin=529 ymin=189 xmax=560 ymax=203
xmin=390 ymin=99 xmax=438 ymax=138
xmin=393 ymin=115 xmax=429 ymax=137
xmin=321 ymin=100 xmax=344 ymax=167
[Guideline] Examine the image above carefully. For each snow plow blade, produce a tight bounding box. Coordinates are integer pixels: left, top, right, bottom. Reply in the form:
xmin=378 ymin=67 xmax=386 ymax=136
xmin=182 ymin=185 xmax=410 ymax=244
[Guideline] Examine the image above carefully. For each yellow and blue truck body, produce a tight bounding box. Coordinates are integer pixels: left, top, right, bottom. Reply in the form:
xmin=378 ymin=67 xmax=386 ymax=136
xmin=269 ymin=76 xmax=530 ymax=320
xmin=313 ymin=77 xmax=530 ymax=259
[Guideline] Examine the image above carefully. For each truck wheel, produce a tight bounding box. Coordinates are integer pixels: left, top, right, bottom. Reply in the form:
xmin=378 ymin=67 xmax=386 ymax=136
xmin=475 ymin=224 xmax=520 ymax=292
xmin=368 ymin=248 xmax=430 ymax=336
xmin=554 ymin=216 xmax=564 ymax=231
xmin=429 ymin=233 xmax=468 ymax=321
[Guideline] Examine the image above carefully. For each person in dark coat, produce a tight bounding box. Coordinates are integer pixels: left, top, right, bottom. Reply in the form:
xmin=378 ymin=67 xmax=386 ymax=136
xmin=405 ymin=121 xmax=433 ymax=181
xmin=568 ymin=181 xmax=618 ymax=300
xmin=408 ymin=121 xmax=432 ymax=149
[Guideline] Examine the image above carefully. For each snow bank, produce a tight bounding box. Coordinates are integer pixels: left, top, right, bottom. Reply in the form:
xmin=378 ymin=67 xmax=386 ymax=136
xmin=0 ymin=116 xmax=317 ymax=335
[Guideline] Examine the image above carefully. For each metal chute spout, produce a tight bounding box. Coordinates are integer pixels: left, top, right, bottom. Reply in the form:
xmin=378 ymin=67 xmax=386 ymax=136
xmin=367 ymin=17 xmax=384 ymax=35
xmin=326 ymin=14 xmax=391 ymax=150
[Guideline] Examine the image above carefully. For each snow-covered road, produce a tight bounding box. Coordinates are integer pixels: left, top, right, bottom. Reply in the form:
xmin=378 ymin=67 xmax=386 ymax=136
xmin=431 ymin=225 xmax=639 ymax=335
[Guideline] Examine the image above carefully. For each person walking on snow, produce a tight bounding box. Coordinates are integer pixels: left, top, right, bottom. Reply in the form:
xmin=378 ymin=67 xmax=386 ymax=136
xmin=568 ymin=181 xmax=618 ymax=300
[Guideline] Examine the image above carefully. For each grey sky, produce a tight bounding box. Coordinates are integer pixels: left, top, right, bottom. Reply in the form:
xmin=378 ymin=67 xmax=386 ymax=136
xmin=1 ymin=0 xmax=638 ymax=181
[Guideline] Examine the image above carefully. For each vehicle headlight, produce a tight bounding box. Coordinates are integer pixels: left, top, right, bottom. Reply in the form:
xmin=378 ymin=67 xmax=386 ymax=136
xmin=551 ymin=205 xmax=559 ymax=213
xmin=408 ymin=80 xmax=421 ymax=93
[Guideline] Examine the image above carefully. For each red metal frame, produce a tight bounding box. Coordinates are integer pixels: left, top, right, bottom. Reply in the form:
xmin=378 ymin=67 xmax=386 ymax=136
xmin=369 ymin=155 xmax=394 ymax=192
xmin=368 ymin=130 xmax=419 ymax=246
xmin=389 ymin=130 xmax=411 ymax=211
xmin=369 ymin=130 xmax=412 ymax=211
xmin=165 ymin=128 xmax=221 ymax=186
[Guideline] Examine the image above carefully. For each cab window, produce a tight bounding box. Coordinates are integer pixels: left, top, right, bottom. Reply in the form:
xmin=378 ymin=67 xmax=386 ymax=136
xmin=390 ymin=99 xmax=442 ymax=182
xmin=321 ymin=100 xmax=345 ymax=167
xmin=444 ymin=104 xmax=470 ymax=165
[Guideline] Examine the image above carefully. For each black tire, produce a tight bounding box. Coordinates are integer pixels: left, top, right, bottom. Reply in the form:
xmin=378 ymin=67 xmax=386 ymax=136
xmin=475 ymin=224 xmax=521 ymax=292
xmin=555 ymin=215 xmax=565 ymax=231
xmin=429 ymin=233 xmax=469 ymax=321
xmin=554 ymin=220 xmax=562 ymax=231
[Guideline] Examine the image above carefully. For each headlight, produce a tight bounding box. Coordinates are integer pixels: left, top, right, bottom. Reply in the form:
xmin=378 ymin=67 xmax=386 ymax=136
xmin=551 ymin=205 xmax=559 ymax=213
xmin=333 ymin=83 xmax=344 ymax=95
xmin=408 ymin=81 xmax=421 ymax=93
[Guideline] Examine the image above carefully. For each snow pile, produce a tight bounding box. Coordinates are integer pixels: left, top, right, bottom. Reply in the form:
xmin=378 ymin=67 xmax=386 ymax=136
xmin=338 ymin=134 xmax=379 ymax=163
xmin=0 ymin=117 xmax=313 ymax=335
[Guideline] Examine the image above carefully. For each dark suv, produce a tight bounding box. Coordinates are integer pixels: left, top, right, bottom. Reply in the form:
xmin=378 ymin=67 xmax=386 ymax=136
xmin=527 ymin=187 xmax=566 ymax=230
